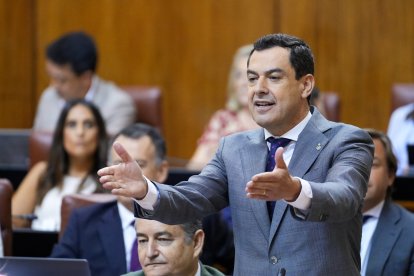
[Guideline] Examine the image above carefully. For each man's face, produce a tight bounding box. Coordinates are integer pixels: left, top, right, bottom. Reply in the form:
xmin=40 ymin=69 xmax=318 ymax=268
xmin=111 ymin=135 xmax=168 ymax=209
xmin=247 ymin=47 xmax=313 ymax=135
xmin=46 ymin=60 xmax=91 ymax=100
xmin=111 ymin=135 xmax=167 ymax=182
xmin=136 ymin=219 xmax=202 ymax=276
xmin=364 ymin=138 xmax=395 ymax=210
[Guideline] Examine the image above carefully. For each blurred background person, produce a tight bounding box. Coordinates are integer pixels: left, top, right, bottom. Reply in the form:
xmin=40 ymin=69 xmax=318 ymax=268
xmin=12 ymin=99 xmax=108 ymax=230
xmin=387 ymin=102 xmax=414 ymax=176
xmin=361 ymin=129 xmax=414 ymax=275
xmin=186 ymin=44 xmax=258 ymax=171
xmin=33 ymin=31 xmax=136 ymax=136
xmin=309 ymin=86 xmax=327 ymax=118
xmin=123 ymin=218 xmax=224 ymax=276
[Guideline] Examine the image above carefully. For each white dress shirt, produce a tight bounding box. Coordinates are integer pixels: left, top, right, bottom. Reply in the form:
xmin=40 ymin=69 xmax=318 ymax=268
xmin=0 ymin=225 xmax=3 ymax=257
xmin=32 ymin=175 xmax=97 ymax=231
xmin=117 ymin=201 xmax=137 ymax=271
xmin=387 ymin=103 xmax=414 ymax=176
xmin=360 ymin=201 xmax=384 ymax=276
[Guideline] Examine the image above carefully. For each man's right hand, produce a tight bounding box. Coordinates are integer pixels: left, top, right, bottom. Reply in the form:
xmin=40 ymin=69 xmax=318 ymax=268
xmin=98 ymin=142 xmax=148 ymax=199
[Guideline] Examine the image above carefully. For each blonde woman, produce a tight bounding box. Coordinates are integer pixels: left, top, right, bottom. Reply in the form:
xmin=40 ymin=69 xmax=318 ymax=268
xmin=187 ymin=45 xmax=258 ymax=170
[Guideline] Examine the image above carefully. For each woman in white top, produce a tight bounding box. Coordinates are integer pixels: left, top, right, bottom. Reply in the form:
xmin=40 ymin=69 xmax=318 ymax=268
xmin=12 ymin=99 xmax=108 ymax=230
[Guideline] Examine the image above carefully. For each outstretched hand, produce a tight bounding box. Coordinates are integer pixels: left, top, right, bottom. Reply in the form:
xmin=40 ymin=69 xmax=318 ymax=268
xmin=245 ymin=147 xmax=301 ymax=201
xmin=98 ymin=142 xmax=148 ymax=199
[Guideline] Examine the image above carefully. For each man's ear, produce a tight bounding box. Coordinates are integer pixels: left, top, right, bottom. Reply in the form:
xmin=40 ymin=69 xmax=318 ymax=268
xmin=300 ymin=74 xmax=315 ymax=99
xmin=192 ymin=229 xmax=205 ymax=259
xmin=156 ymin=160 xmax=169 ymax=183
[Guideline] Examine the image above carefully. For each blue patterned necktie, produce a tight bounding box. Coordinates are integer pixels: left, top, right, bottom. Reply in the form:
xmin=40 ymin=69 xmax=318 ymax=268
xmin=266 ymin=137 xmax=292 ymax=220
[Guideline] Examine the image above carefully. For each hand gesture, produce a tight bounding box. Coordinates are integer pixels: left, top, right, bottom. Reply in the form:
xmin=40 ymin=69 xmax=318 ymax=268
xmin=245 ymin=147 xmax=301 ymax=201
xmin=98 ymin=142 xmax=148 ymax=199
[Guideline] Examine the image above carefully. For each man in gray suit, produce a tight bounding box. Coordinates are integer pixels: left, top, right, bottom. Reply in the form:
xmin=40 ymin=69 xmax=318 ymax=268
xmin=99 ymin=33 xmax=374 ymax=275
xmin=361 ymin=129 xmax=414 ymax=276
xmin=33 ymin=31 xmax=136 ymax=136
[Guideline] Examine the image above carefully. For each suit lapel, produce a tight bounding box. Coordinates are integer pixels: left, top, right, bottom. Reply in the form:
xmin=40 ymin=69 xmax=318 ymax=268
xmin=241 ymin=130 xmax=271 ymax=240
xmin=269 ymin=110 xmax=331 ymax=242
xmin=366 ymin=200 xmax=401 ymax=275
xmin=98 ymin=203 xmax=127 ymax=274
xmin=289 ymin=114 xmax=330 ymax=179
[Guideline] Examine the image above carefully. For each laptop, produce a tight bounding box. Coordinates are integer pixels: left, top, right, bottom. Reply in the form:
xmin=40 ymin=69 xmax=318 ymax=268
xmin=0 ymin=257 xmax=91 ymax=276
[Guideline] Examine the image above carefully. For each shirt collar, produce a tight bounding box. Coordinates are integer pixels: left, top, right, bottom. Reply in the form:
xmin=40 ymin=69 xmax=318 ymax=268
xmin=117 ymin=201 xmax=135 ymax=230
xmin=84 ymin=75 xmax=98 ymax=102
xmin=195 ymin=262 xmax=201 ymax=276
xmin=264 ymin=111 xmax=312 ymax=141
xmin=363 ymin=200 xmax=385 ymax=219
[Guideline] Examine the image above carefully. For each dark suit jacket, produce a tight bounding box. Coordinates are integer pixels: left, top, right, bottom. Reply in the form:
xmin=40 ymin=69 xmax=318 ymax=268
xmin=50 ymin=200 xmax=127 ymax=276
xmin=366 ymin=198 xmax=414 ymax=276
xmin=51 ymin=201 xmax=234 ymax=276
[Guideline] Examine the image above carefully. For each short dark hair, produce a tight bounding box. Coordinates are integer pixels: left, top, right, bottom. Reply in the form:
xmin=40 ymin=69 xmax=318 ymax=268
xmin=180 ymin=219 xmax=203 ymax=244
xmin=309 ymin=86 xmax=321 ymax=106
xmin=46 ymin=31 xmax=98 ymax=75
xmin=365 ymin=128 xmax=398 ymax=175
xmin=112 ymin=123 xmax=167 ymax=165
xmin=248 ymin=33 xmax=314 ymax=80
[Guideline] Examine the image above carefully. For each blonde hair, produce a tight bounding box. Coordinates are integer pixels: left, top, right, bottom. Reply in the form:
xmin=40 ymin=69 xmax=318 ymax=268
xmin=225 ymin=44 xmax=254 ymax=111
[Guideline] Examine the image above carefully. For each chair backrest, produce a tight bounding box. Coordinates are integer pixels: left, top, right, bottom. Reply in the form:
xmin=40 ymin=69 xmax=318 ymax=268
xmin=321 ymin=92 xmax=341 ymax=122
xmin=29 ymin=131 xmax=53 ymax=169
xmin=391 ymin=83 xmax=414 ymax=112
xmin=60 ymin=193 xmax=116 ymax=239
xmin=121 ymin=86 xmax=163 ymax=132
xmin=0 ymin=178 xmax=13 ymax=256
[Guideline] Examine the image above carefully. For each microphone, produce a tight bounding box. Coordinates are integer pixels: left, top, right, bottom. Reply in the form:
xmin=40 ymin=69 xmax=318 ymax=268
xmin=13 ymin=214 xmax=38 ymax=221
xmin=278 ymin=268 xmax=286 ymax=276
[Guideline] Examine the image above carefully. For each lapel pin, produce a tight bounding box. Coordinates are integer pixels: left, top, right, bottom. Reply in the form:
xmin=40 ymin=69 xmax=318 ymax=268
xmin=316 ymin=143 xmax=322 ymax=151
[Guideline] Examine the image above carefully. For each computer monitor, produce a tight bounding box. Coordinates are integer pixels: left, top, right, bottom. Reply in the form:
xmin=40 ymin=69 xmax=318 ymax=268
xmin=0 ymin=257 xmax=91 ymax=276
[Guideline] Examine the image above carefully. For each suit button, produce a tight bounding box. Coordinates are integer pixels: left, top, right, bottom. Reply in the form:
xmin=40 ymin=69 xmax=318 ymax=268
xmin=270 ymin=256 xmax=278 ymax=264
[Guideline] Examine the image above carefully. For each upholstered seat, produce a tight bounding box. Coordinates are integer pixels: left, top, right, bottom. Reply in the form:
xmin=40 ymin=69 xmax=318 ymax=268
xmin=121 ymin=86 xmax=163 ymax=132
xmin=59 ymin=193 xmax=116 ymax=239
xmin=321 ymin=92 xmax=340 ymax=122
xmin=28 ymin=86 xmax=163 ymax=169
xmin=391 ymin=83 xmax=414 ymax=112
xmin=0 ymin=178 xmax=13 ymax=256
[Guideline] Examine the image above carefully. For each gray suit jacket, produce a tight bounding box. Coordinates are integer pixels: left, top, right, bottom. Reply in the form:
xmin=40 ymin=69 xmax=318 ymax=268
xmin=135 ymin=108 xmax=374 ymax=275
xmin=33 ymin=76 xmax=136 ymax=136
xmin=365 ymin=198 xmax=414 ymax=276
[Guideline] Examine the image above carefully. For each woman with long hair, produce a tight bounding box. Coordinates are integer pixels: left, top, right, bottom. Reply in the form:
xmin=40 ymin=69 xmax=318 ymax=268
xmin=12 ymin=99 xmax=108 ymax=230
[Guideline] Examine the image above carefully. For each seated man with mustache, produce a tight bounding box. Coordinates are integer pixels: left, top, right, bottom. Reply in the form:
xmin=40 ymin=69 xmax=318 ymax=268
xmin=124 ymin=218 xmax=224 ymax=276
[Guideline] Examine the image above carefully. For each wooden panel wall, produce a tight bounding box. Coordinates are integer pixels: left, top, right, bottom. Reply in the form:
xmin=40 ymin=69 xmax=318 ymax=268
xmin=33 ymin=0 xmax=275 ymax=161
xmin=0 ymin=0 xmax=35 ymax=127
xmin=278 ymin=0 xmax=414 ymax=129
xmin=1 ymin=0 xmax=414 ymax=161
